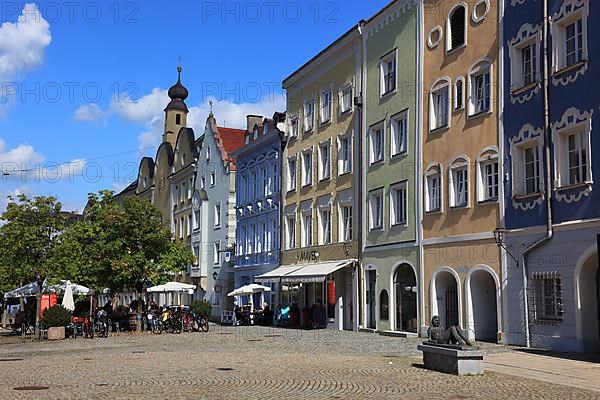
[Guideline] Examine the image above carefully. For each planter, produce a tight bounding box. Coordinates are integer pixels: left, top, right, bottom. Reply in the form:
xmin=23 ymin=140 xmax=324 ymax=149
xmin=47 ymin=326 xmax=65 ymax=341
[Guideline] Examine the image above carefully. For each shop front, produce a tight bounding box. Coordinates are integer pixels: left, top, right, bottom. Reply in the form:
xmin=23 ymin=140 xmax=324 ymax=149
xmin=255 ymin=260 xmax=358 ymax=330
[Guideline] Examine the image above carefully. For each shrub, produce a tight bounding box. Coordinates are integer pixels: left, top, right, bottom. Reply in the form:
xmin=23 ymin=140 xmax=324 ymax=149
xmin=42 ymin=305 xmax=72 ymax=327
xmin=190 ymin=300 xmax=211 ymax=317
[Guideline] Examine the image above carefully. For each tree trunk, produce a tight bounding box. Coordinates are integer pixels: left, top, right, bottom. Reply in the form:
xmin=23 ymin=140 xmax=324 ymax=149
xmin=35 ymin=280 xmax=42 ymax=333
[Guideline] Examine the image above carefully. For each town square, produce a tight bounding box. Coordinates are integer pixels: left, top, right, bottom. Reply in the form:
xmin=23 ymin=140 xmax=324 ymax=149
xmin=0 ymin=0 xmax=599 ymax=398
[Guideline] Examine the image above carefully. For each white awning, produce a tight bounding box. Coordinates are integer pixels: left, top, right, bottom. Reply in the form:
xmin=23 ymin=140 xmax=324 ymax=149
xmin=282 ymin=260 xmax=355 ymax=283
xmin=254 ymin=265 xmax=305 ymax=283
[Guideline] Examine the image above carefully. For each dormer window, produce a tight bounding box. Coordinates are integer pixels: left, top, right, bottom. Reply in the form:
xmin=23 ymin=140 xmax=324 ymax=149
xmin=176 ymin=114 xmax=181 ymax=125
xmin=447 ymin=4 xmax=467 ymax=52
xmin=253 ymin=128 xmax=259 ymax=140
xmin=263 ymin=123 xmax=268 ymax=135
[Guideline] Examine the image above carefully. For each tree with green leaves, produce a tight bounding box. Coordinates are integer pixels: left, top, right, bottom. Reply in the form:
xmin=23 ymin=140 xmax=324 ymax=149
xmin=0 ymin=194 xmax=66 ymax=329
xmin=53 ymin=191 xmax=195 ymax=311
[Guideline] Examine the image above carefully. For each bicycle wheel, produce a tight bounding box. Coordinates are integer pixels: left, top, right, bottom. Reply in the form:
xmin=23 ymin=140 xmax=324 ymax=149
xmin=200 ymin=318 xmax=209 ymax=333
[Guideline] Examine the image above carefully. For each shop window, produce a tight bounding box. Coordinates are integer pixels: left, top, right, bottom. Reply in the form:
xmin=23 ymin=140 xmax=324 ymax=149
xmin=380 ymin=290 xmax=389 ymax=320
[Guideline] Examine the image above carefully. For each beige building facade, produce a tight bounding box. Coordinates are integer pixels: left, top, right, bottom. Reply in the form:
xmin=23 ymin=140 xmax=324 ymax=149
xmin=276 ymin=26 xmax=362 ymax=331
xmin=421 ymin=0 xmax=503 ymax=342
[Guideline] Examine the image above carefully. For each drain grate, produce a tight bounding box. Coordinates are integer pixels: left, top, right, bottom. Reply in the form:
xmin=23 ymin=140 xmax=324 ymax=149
xmin=217 ymin=367 xmax=235 ymax=371
xmin=247 ymin=339 xmax=263 ymax=342
xmin=0 ymin=358 xmax=23 ymax=362
xmin=14 ymin=386 xmax=49 ymax=391
xmin=132 ymin=351 xmax=145 ymax=354
xmin=264 ymin=335 xmax=282 ymax=338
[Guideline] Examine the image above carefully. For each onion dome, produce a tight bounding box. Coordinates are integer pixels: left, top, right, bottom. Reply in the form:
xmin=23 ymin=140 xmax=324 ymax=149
xmin=165 ymin=66 xmax=189 ymax=113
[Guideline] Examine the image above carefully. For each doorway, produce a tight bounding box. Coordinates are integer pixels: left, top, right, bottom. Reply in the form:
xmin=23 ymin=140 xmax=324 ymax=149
xmin=367 ymin=270 xmax=377 ymax=329
xmin=394 ymin=264 xmax=417 ymax=333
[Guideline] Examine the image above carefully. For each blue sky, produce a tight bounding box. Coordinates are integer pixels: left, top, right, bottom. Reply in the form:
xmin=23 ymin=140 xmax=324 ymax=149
xmin=0 ymin=0 xmax=388 ymax=212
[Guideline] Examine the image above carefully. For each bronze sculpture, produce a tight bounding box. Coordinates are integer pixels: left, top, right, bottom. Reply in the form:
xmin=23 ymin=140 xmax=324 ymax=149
xmin=426 ymin=315 xmax=474 ymax=347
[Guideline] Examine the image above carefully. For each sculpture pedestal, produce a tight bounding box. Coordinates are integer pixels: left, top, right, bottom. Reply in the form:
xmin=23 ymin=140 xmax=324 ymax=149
xmin=417 ymin=344 xmax=484 ymax=376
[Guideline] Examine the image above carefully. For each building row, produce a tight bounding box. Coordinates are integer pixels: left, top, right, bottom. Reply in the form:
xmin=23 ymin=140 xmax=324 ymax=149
xmin=116 ymin=0 xmax=599 ymax=352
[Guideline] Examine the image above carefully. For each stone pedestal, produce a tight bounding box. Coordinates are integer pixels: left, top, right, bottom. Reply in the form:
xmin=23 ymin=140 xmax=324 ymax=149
xmin=417 ymin=344 xmax=484 ymax=376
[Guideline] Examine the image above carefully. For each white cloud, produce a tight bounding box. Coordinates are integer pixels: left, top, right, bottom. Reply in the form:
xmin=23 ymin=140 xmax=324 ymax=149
xmin=0 ymin=4 xmax=52 ymax=118
xmin=73 ymin=103 xmax=109 ymax=123
xmin=0 ymin=138 xmax=43 ymax=169
xmin=111 ymin=88 xmax=169 ymax=123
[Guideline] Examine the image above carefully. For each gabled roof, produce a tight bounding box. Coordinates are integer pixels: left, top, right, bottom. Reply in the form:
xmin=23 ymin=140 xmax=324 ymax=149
xmin=207 ymin=115 xmax=246 ymax=171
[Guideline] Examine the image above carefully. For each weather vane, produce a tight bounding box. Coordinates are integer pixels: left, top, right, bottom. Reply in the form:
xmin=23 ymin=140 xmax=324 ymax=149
xmin=209 ymin=100 xmax=214 ymax=114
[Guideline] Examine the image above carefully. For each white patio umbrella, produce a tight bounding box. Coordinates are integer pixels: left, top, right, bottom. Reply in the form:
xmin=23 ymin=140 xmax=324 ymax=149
xmin=47 ymin=281 xmax=92 ymax=296
xmin=61 ymin=281 xmax=75 ymax=312
xmin=228 ymin=284 xmax=271 ymax=313
xmin=147 ymin=282 xmax=196 ymax=306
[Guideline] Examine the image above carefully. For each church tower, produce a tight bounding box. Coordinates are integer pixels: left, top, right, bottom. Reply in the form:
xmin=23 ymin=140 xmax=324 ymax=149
xmin=163 ymin=66 xmax=189 ymax=147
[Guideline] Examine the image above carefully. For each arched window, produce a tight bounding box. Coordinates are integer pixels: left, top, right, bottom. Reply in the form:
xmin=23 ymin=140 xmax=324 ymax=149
xmin=176 ymin=114 xmax=181 ymax=125
xmin=454 ymin=77 xmax=465 ymax=111
xmin=429 ymin=78 xmax=451 ymax=131
xmin=425 ymin=163 xmax=442 ymax=212
xmin=449 ymin=156 xmax=470 ymax=208
xmin=477 ymin=148 xmax=499 ymax=202
xmin=447 ymin=4 xmax=467 ymax=52
xmin=380 ymin=290 xmax=389 ymax=321
xmin=467 ymin=59 xmax=492 ymax=116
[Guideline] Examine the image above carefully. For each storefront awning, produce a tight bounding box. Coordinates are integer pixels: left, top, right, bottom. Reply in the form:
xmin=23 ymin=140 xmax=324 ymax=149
xmin=254 ymin=265 xmax=305 ymax=283
xmin=282 ymin=260 xmax=356 ymax=283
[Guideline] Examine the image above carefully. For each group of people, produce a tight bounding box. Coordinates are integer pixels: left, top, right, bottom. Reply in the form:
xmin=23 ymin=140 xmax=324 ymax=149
xmin=234 ymin=303 xmax=273 ymax=326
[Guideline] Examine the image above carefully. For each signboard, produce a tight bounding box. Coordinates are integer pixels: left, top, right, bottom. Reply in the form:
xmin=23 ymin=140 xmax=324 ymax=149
xmin=297 ymin=250 xmax=319 ymax=263
xmin=190 ymin=265 xmax=201 ymax=278
xmin=224 ymin=251 xmax=231 ymax=263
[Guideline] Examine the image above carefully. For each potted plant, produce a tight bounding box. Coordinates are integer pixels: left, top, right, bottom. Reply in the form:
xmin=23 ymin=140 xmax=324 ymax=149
xmin=42 ymin=305 xmax=72 ymax=340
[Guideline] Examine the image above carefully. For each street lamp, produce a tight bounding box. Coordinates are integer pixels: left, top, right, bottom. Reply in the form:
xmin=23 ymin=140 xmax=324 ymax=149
xmin=493 ymin=228 xmax=519 ymax=266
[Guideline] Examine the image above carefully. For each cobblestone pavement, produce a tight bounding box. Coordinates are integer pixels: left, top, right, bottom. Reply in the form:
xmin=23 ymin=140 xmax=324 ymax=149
xmin=0 ymin=325 xmax=598 ymax=399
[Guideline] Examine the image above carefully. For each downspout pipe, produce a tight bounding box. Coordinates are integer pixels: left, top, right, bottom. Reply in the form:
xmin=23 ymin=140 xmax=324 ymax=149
xmin=520 ymin=0 xmax=553 ymax=349
xmin=356 ymin=20 xmax=366 ymax=329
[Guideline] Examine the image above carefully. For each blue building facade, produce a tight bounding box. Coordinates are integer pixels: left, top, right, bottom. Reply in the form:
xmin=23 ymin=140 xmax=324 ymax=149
xmin=503 ymin=0 xmax=599 ymax=351
xmin=233 ymin=113 xmax=286 ymax=303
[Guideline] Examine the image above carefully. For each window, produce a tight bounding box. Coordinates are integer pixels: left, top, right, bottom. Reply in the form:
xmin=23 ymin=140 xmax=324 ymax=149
xmin=179 ymin=217 xmax=184 ymax=239
xmin=302 ymin=211 xmax=313 ymax=247
xmin=213 ymin=241 xmax=221 ymax=265
xmin=513 ymin=141 xmax=541 ymax=196
xmin=286 ymin=215 xmax=296 ymax=249
xmin=318 ymin=142 xmax=331 ymax=181
xmin=339 ymin=84 xmax=353 ymax=114
xmin=532 ymin=272 xmax=563 ymax=322
xmin=181 ymin=182 xmax=186 ymax=204
xmin=478 ymin=150 xmax=499 ymax=202
xmin=380 ymin=50 xmax=397 ymax=96
xmin=450 ymin=158 xmax=469 ymax=208
xmin=214 ymin=203 xmax=221 ymax=227
xmin=257 ymin=223 xmax=265 ymax=253
xmin=302 ymin=150 xmax=313 ymax=186
xmin=304 ymin=100 xmax=315 ymax=132
xmin=380 ymin=290 xmax=389 ymax=320
xmin=287 ymin=157 xmax=297 ymax=192
xmin=194 ymin=209 xmax=200 ymax=230
xmin=553 ymin=109 xmax=592 ymax=189
xmin=390 ymin=182 xmax=408 ymax=226
xmin=262 ymin=164 xmax=268 ymax=197
xmin=369 ymin=123 xmax=384 ymax=164
xmin=290 ymin=115 xmax=299 ymax=138
xmin=340 ymin=204 xmax=353 ymax=242
xmin=509 ymin=25 xmax=541 ymax=93
xmin=391 ymin=110 xmax=408 ymax=156
xmin=369 ymin=189 xmax=384 ymax=230
xmin=253 ymin=128 xmax=259 ymax=140
xmin=447 ymin=5 xmax=466 ymax=52
xmin=339 ymin=136 xmax=352 ymax=174
xmin=551 ymin=2 xmax=588 ymax=75
xmin=430 ymin=79 xmax=450 ymax=131
xmin=250 ymin=171 xmax=257 ymax=200
xmin=468 ymin=60 xmax=491 ymax=116
xmin=187 ymin=214 xmax=192 ymax=236
xmin=210 ymin=172 xmax=216 ymax=187
xmin=176 ymin=114 xmax=181 ymax=125
xmin=320 ymin=89 xmax=333 ymax=124
xmin=200 ymin=176 xmax=206 ymax=189
xmin=454 ymin=77 xmax=464 ymax=110
xmin=207 ymin=146 xmax=211 ymax=162
xmin=425 ymin=165 xmax=442 ymax=212
xmin=318 ymin=208 xmax=331 ymax=245
xmin=271 ymin=161 xmax=279 ymax=193
xmin=248 ymin=225 xmax=255 ymax=254
xmin=188 ymin=178 xmax=193 ymax=199
xmin=238 ymin=227 xmax=246 ymax=256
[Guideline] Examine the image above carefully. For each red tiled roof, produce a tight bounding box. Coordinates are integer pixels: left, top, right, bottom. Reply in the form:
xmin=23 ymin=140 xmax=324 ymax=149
xmin=209 ymin=117 xmax=246 ymax=171
xmin=218 ymin=127 xmax=246 ymax=156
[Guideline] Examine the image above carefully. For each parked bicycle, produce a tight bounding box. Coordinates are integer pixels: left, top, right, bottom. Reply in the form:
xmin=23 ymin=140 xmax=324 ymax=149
xmin=95 ymin=310 xmax=111 ymax=338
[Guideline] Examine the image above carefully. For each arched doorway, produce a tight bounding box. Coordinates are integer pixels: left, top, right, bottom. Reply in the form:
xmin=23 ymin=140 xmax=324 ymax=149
xmin=432 ymin=270 xmax=459 ymax=329
xmin=366 ymin=269 xmax=377 ymax=329
xmin=469 ymin=269 xmax=498 ymax=342
xmin=394 ymin=264 xmax=417 ymax=333
xmin=577 ymin=250 xmax=599 ymax=350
